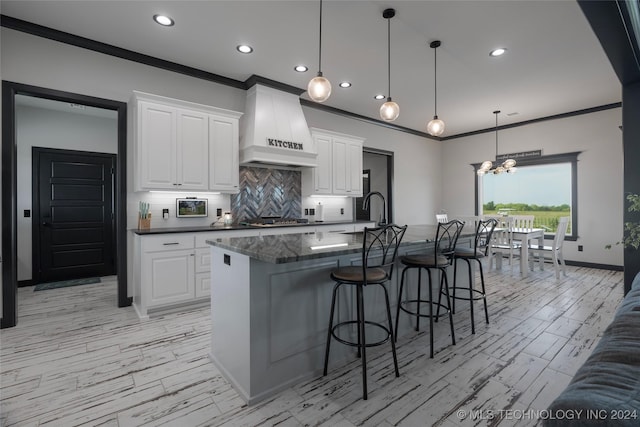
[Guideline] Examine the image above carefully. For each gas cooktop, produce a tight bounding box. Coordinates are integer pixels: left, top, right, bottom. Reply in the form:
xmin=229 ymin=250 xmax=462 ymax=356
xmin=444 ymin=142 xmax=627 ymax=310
xmin=245 ymin=217 xmax=309 ymax=226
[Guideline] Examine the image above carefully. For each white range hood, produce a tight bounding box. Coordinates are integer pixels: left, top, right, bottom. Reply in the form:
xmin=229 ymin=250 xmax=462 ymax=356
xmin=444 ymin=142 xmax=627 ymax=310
xmin=240 ymin=84 xmax=317 ymax=168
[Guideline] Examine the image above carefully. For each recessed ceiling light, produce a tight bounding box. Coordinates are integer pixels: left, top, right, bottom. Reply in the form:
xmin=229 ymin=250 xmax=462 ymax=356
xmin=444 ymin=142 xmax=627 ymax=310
xmin=374 ymin=94 xmax=385 ymax=100
xmin=153 ymin=14 xmax=174 ymax=26
xmin=294 ymin=65 xmax=308 ymax=72
xmin=490 ymin=47 xmax=507 ymax=57
xmin=237 ymin=45 xmax=253 ymax=54
xmin=339 ymin=82 xmax=352 ymax=88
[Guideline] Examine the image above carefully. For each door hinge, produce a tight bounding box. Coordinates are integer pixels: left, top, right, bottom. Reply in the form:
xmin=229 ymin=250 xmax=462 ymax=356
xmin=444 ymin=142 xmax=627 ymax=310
xmin=111 ymin=167 xmax=115 ymax=175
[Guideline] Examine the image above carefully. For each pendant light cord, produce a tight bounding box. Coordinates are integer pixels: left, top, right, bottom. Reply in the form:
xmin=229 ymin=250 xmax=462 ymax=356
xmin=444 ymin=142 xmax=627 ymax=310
xmin=387 ymin=16 xmax=391 ymax=98
xmin=433 ymin=45 xmax=438 ymax=116
xmin=318 ymin=0 xmax=323 ymax=73
xmin=495 ymin=111 xmax=499 ymax=158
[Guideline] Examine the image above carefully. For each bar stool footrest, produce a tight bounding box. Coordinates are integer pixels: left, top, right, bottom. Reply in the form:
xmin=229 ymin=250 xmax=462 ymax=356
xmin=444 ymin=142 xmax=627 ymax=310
xmin=331 ymin=320 xmax=392 ymax=348
xmin=446 ymin=286 xmax=486 ymax=302
xmin=398 ymin=299 xmax=451 ymax=319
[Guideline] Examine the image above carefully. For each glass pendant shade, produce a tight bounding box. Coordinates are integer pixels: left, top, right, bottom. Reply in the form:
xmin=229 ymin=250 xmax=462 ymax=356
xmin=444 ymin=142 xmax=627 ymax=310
xmin=480 ymin=160 xmax=493 ymax=170
xmin=503 ymin=158 xmax=517 ymax=168
xmin=427 ymin=116 xmax=445 ymax=136
xmin=380 ymin=98 xmax=400 ymax=122
xmin=308 ymin=73 xmax=332 ymax=103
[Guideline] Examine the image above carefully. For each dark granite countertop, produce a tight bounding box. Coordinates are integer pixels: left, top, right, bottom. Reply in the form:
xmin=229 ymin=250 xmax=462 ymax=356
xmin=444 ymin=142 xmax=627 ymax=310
xmin=206 ymin=224 xmax=477 ymax=264
xmin=132 ymin=220 xmax=374 ymax=235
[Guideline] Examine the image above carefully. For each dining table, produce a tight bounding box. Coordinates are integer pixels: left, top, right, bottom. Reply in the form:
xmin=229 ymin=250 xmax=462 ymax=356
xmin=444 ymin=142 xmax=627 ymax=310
xmin=493 ymin=227 xmax=545 ymax=277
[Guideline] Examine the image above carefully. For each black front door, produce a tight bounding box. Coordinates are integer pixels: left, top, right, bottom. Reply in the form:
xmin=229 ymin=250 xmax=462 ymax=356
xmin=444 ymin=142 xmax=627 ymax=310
xmin=33 ymin=147 xmax=116 ymax=283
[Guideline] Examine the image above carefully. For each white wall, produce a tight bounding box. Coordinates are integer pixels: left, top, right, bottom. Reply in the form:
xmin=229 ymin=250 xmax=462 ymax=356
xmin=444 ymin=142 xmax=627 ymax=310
xmin=15 ymin=104 xmax=118 ymax=281
xmin=441 ymin=107 xmax=624 ymax=266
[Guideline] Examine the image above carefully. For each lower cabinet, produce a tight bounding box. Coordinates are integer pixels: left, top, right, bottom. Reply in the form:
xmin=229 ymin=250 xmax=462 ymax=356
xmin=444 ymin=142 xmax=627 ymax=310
xmin=194 ymin=247 xmax=213 ymax=298
xmin=133 ymin=223 xmax=375 ymax=318
xmin=144 ymin=249 xmax=195 ymax=306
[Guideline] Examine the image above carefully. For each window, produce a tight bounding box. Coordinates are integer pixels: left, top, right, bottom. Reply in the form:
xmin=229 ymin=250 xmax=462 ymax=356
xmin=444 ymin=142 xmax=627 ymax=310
xmin=475 ymin=152 xmax=579 ymax=239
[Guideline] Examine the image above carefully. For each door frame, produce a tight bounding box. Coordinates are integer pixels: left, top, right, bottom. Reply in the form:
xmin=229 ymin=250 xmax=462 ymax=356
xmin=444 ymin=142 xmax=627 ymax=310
xmin=2 ymin=81 xmax=130 ymax=328
xmin=360 ymin=147 xmax=394 ymax=224
xmin=32 ymin=147 xmax=117 ymax=284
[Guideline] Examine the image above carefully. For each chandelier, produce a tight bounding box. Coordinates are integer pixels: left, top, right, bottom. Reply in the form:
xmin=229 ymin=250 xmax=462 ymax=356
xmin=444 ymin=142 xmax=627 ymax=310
xmin=477 ymin=110 xmax=517 ymax=176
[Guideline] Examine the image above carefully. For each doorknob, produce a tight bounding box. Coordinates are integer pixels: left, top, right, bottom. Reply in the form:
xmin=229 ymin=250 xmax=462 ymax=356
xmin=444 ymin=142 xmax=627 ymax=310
xmin=42 ymin=222 xmax=51 ymax=227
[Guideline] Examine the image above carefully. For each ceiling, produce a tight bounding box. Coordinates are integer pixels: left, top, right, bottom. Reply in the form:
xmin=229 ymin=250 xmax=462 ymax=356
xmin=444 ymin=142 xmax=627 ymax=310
xmin=1 ymin=0 xmax=622 ymax=137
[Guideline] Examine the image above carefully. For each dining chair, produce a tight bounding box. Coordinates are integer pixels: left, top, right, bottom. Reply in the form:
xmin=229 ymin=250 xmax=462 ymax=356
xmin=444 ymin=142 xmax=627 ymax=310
xmin=395 ymin=219 xmax=464 ymax=358
xmin=528 ymin=216 xmax=569 ymax=278
xmin=511 ymin=215 xmax=535 ymax=246
xmin=449 ymin=218 xmax=498 ymax=334
xmin=436 ymin=213 xmax=449 ymax=223
xmin=489 ymin=217 xmax=521 ymax=271
xmin=512 ymin=215 xmax=535 ymax=230
xmin=323 ymin=224 xmax=407 ymax=400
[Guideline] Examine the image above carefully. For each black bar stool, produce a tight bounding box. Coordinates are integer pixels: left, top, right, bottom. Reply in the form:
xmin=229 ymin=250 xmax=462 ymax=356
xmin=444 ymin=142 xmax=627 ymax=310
xmin=395 ymin=220 xmax=464 ymax=358
xmin=448 ymin=218 xmax=498 ymax=334
xmin=323 ymin=224 xmax=407 ymax=400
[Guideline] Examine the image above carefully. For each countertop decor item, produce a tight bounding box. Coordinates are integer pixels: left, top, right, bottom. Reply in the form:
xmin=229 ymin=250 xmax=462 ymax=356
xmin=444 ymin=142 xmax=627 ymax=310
xmin=138 ymin=201 xmax=151 ymax=230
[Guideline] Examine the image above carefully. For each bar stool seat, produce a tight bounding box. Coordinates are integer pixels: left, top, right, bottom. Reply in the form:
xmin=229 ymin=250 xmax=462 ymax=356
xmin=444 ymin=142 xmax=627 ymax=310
xmin=323 ymin=224 xmax=407 ymax=401
xmin=401 ymin=253 xmax=449 ymax=267
xmin=395 ymin=219 xmax=465 ymax=358
xmin=331 ymin=266 xmax=387 ymax=282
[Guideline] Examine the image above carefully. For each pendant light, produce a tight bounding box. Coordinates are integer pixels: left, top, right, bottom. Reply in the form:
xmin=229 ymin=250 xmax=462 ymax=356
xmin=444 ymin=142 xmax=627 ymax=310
xmin=427 ymin=40 xmax=445 ymax=136
xmin=380 ymin=8 xmax=399 ymax=122
xmin=477 ymin=110 xmax=517 ymax=176
xmin=308 ymin=0 xmax=332 ymax=103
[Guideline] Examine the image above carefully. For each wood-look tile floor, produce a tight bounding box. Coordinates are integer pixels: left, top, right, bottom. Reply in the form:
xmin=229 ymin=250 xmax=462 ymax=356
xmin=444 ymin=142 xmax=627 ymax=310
xmin=0 ymin=265 xmax=624 ymax=427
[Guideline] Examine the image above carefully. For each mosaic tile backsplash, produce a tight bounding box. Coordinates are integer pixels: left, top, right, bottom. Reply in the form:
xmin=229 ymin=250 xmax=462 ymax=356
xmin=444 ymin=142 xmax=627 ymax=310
xmin=231 ymin=166 xmax=302 ymax=221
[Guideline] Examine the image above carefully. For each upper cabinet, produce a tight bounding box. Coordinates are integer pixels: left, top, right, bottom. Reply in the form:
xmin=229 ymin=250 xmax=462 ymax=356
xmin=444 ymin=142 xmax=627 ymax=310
xmin=132 ymin=92 xmax=242 ymax=192
xmin=302 ymin=128 xmax=364 ymax=196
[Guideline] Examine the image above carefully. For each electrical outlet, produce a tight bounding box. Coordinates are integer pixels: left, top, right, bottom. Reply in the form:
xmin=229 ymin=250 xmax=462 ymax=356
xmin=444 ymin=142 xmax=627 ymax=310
xmin=578 ymin=245 xmax=583 ymax=252
xmin=310 ymin=208 xmax=315 ymax=215
xmin=216 ymin=208 xmax=222 ymax=217
xmin=304 ymin=208 xmax=309 ymax=215
xmin=340 ymin=208 xmax=344 ymax=215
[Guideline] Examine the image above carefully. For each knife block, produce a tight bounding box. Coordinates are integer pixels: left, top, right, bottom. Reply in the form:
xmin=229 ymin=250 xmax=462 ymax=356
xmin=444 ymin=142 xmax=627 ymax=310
xmin=138 ymin=214 xmax=151 ymax=230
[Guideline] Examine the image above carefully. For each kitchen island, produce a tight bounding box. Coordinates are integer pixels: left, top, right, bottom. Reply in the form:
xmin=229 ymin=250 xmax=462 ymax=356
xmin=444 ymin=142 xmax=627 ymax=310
xmin=207 ymin=225 xmax=475 ymax=404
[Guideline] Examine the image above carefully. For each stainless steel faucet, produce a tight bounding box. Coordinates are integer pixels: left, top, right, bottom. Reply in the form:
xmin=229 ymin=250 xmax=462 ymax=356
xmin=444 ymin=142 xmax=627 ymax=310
xmin=362 ymin=191 xmax=387 ymax=226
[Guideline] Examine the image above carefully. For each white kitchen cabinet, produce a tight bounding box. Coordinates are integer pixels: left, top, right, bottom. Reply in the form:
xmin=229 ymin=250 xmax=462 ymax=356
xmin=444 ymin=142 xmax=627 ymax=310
xmin=135 ymin=234 xmax=197 ymax=317
xmin=144 ymin=249 xmax=195 ymax=306
xmin=137 ymin=101 xmax=177 ymax=189
xmin=209 ymin=115 xmax=240 ymax=192
xmin=132 ymin=91 xmax=242 ymax=192
xmin=302 ymin=128 xmax=364 ymax=196
xmin=177 ymin=109 xmax=210 ymax=190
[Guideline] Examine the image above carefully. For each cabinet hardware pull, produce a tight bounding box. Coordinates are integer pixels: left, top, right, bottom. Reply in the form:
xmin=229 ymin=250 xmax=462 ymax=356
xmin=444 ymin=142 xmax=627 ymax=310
xmin=163 ymin=242 xmax=180 ymax=246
